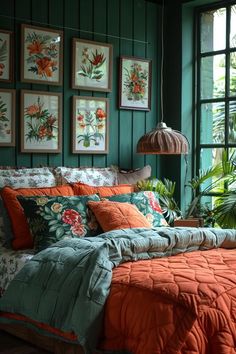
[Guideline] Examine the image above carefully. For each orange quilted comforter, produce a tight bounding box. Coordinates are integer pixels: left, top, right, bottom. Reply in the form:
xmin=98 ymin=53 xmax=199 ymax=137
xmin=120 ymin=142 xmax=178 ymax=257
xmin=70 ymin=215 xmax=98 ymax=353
xmin=100 ymin=248 xmax=236 ymax=354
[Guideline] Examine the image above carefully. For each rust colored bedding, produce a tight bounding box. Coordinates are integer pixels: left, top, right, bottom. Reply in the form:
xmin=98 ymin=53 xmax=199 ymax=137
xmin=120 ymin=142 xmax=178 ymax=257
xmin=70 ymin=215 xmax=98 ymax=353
xmin=100 ymin=248 xmax=236 ymax=354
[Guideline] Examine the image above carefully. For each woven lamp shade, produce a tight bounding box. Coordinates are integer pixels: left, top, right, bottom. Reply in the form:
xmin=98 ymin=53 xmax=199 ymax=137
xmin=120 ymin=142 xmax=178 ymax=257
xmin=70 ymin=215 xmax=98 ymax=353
xmin=137 ymin=122 xmax=189 ymax=155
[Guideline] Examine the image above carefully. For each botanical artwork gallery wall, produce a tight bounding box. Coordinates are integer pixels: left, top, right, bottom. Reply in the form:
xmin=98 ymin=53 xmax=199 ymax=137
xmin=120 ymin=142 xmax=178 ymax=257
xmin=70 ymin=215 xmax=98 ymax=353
xmin=0 ymin=0 xmax=160 ymax=176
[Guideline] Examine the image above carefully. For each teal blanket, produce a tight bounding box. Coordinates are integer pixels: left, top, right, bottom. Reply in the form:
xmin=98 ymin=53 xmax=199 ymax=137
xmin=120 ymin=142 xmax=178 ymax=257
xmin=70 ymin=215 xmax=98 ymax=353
xmin=0 ymin=227 xmax=236 ymax=353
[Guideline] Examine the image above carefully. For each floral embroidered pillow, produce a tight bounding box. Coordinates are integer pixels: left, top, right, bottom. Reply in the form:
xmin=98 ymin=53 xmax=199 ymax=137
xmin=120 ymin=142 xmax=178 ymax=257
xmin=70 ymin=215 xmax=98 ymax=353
xmin=0 ymin=167 xmax=56 ymax=189
xmin=107 ymin=191 xmax=168 ymax=227
xmin=54 ymin=166 xmax=118 ymax=186
xmin=18 ymin=195 xmax=100 ymax=252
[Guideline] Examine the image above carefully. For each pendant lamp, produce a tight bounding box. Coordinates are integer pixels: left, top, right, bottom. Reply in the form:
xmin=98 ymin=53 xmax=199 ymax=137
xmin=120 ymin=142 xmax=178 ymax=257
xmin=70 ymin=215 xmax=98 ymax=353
xmin=137 ymin=0 xmax=189 ymax=155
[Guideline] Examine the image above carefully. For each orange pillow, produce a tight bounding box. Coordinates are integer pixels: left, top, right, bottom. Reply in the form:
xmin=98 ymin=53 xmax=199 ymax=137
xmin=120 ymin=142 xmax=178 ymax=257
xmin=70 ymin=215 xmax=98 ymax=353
xmin=1 ymin=185 xmax=74 ymax=250
xmin=87 ymin=200 xmax=151 ymax=232
xmin=73 ymin=182 xmax=135 ymax=197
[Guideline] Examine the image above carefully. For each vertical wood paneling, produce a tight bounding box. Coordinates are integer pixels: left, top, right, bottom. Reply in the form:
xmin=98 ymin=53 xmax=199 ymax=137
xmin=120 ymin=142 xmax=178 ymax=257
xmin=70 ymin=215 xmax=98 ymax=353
xmin=48 ymin=0 xmax=64 ymax=167
xmin=0 ymin=0 xmax=16 ymax=166
xmin=146 ymin=1 xmax=158 ymax=177
xmin=79 ymin=0 xmax=93 ymax=167
xmin=93 ymin=0 xmax=107 ymax=168
xmin=64 ymin=0 xmax=79 ymax=167
xmin=107 ymin=0 xmax=119 ymax=167
xmin=31 ymin=0 xmax=49 ymax=167
xmin=0 ymin=0 xmax=159 ymax=176
xmin=132 ymin=0 xmax=146 ymax=169
xmin=15 ymin=0 xmax=32 ymax=167
xmin=119 ymin=0 xmax=133 ymax=169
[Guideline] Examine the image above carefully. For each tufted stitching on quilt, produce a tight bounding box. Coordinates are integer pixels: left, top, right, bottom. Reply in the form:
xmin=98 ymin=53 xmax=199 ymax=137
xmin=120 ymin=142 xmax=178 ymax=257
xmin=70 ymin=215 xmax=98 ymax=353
xmin=101 ymin=248 xmax=236 ymax=354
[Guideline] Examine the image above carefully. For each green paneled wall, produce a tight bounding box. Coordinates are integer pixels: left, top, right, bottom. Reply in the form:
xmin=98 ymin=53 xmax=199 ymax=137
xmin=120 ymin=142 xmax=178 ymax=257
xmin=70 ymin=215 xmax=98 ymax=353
xmin=0 ymin=0 xmax=160 ymax=176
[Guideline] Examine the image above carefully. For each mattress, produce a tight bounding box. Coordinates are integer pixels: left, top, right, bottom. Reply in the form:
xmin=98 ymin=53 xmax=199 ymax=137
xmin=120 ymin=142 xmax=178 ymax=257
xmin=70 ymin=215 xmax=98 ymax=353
xmin=0 ymin=239 xmax=34 ymax=296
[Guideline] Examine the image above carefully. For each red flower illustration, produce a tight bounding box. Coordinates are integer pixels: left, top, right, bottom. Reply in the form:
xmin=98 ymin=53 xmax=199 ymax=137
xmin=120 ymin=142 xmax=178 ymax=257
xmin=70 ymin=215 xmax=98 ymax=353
xmin=90 ymin=53 xmax=104 ymax=66
xmin=77 ymin=114 xmax=84 ymax=122
xmin=0 ymin=63 xmax=5 ymax=76
xmin=133 ymin=83 xmax=142 ymax=94
xmin=71 ymin=222 xmax=86 ymax=237
xmin=46 ymin=115 xmax=56 ymax=126
xmin=149 ymin=199 xmax=163 ymax=214
xmin=62 ymin=209 xmax=82 ymax=225
xmin=96 ymin=108 xmax=106 ymax=119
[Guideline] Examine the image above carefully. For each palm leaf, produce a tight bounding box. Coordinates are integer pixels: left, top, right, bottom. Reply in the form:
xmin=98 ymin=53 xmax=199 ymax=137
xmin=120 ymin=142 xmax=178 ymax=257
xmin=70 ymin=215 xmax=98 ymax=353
xmin=188 ymin=164 xmax=222 ymax=190
xmin=213 ymin=191 xmax=236 ymax=228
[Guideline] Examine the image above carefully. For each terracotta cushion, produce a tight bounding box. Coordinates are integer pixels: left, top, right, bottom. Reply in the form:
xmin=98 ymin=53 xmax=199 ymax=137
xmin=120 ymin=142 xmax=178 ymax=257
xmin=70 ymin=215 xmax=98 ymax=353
xmin=87 ymin=200 xmax=151 ymax=232
xmin=73 ymin=182 xmax=135 ymax=197
xmin=1 ymin=185 xmax=74 ymax=250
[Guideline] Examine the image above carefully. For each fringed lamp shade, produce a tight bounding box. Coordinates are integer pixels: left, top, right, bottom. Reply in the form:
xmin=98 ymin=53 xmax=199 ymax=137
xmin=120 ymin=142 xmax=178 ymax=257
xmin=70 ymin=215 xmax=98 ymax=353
xmin=137 ymin=122 xmax=189 ymax=155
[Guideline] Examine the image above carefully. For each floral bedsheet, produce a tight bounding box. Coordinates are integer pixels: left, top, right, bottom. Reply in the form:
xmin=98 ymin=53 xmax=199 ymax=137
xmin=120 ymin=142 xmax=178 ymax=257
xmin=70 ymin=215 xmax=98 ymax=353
xmin=0 ymin=240 xmax=34 ymax=296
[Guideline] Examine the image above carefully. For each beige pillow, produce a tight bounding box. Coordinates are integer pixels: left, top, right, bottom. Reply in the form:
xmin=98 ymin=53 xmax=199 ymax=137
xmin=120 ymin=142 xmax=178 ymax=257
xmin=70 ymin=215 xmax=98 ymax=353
xmin=117 ymin=165 xmax=151 ymax=184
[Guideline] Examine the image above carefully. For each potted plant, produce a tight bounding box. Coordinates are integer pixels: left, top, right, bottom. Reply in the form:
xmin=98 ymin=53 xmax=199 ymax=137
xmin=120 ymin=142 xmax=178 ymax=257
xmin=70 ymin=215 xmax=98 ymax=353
xmin=186 ymin=150 xmax=236 ymax=228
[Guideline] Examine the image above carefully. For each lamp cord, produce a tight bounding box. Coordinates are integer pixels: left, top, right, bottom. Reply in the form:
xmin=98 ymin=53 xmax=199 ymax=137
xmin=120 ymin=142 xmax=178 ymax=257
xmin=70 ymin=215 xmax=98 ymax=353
xmin=160 ymin=0 xmax=164 ymax=123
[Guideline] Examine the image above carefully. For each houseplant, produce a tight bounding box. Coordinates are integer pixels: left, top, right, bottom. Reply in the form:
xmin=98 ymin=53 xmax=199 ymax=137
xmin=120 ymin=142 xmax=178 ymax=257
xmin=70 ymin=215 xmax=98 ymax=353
xmin=136 ymin=178 xmax=182 ymax=225
xmin=186 ymin=150 xmax=236 ymax=228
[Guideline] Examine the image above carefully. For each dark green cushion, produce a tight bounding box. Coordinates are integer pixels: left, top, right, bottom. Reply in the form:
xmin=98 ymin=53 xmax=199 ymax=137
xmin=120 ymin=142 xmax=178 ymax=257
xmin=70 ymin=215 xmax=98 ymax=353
xmin=107 ymin=191 xmax=168 ymax=227
xmin=18 ymin=194 xmax=101 ymax=252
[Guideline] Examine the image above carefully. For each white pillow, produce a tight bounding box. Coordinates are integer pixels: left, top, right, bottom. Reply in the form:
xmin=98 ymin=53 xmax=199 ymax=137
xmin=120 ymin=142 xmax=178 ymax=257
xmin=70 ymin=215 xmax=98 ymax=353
xmin=54 ymin=166 xmax=118 ymax=186
xmin=0 ymin=167 xmax=56 ymax=189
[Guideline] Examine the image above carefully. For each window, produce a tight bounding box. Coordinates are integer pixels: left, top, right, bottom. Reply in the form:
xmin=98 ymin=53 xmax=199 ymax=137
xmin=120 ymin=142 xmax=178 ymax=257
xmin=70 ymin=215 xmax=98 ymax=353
xmin=195 ymin=2 xmax=236 ymax=208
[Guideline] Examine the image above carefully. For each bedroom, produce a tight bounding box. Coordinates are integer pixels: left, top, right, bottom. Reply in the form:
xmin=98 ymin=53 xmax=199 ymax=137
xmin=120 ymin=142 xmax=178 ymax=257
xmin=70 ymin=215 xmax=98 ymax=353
xmin=0 ymin=0 xmax=236 ymax=353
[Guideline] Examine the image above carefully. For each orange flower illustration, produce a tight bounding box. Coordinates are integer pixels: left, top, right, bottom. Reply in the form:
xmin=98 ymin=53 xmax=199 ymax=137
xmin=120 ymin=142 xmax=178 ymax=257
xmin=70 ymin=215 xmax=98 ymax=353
xmin=24 ymin=96 xmax=58 ymax=142
xmin=77 ymin=104 xmax=107 ymax=149
xmin=96 ymin=108 xmax=106 ymax=119
xmin=25 ymin=104 xmax=41 ymax=117
xmin=0 ymin=63 xmax=5 ymax=76
xmin=124 ymin=62 xmax=148 ymax=102
xmin=36 ymin=58 xmax=57 ymax=78
xmin=79 ymin=48 xmax=106 ymax=81
xmin=38 ymin=126 xmax=47 ymax=138
xmin=131 ymin=73 xmax=138 ymax=82
xmin=25 ymin=30 xmax=59 ymax=80
xmin=27 ymin=40 xmax=44 ymax=55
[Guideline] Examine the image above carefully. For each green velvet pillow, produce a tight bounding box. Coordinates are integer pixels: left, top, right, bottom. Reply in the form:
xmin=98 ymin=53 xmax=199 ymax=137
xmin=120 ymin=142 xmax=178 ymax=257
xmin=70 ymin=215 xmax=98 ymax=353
xmin=18 ymin=194 xmax=100 ymax=252
xmin=107 ymin=191 xmax=168 ymax=227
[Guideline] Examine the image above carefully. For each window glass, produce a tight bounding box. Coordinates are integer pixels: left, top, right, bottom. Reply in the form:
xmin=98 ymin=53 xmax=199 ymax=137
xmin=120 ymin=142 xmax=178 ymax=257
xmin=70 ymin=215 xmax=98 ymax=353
xmin=201 ymin=8 xmax=226 ymax=53
xmin=229 ymin=102 xmax=236 ymax=143
xmin=200 ymin=148 xmax=224 ymax=193
xmin=201 ymin=102 xmax=225 ymax=144
xmin=230 ymin=52 xmax=236 ymax=96
xmin=201 ymin=55 xmax=225 ymax=99
xmin=230 ymin=5 xmax=236 ymax=48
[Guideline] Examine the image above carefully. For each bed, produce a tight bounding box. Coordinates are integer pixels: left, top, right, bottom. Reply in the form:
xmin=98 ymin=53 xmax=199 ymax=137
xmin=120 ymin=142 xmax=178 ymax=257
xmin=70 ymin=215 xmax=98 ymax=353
xmin=1 ymin=226 xmax=236 ymax=354
xmin=0 ymin=166 xmax=236 ymax=354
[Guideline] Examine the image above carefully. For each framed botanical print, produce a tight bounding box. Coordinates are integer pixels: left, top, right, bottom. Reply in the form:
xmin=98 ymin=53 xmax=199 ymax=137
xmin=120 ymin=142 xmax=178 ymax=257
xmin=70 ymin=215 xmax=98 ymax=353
xmin=21 ymin=90 xmax=62 ymax=153
xmin=0 ymin=89 xmax=15 ymax=146
xmin=72 ymin=38 xmax=112 ymax=92
xmin=72 ymin=96 xmax=109 ymax=154
xmin=0 ymin=29 xmax=13 ymax=83
xmin=119 ymin=56 xmax=152 ymax=111
xmin=21 ymin=24 xmax=63 ymax=85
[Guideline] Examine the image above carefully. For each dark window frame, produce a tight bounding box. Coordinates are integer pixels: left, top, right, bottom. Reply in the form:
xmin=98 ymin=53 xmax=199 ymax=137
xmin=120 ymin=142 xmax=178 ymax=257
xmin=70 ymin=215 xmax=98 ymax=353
xmin=194 ymin=0 xmax=236 ymax=197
